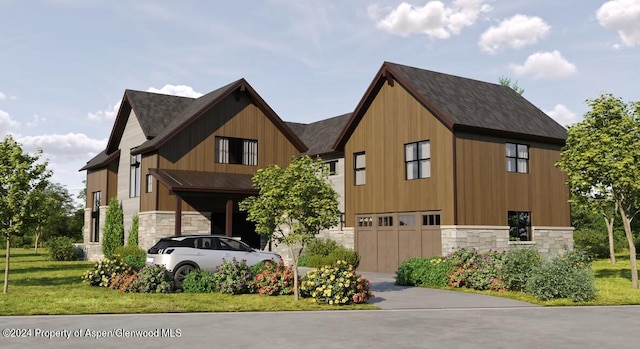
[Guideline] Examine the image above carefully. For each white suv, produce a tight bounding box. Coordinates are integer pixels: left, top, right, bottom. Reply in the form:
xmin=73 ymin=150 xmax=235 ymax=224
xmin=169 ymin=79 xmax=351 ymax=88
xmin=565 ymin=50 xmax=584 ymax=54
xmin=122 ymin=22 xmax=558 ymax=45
xmin=146 ymin=235 xmax=282 ymax=288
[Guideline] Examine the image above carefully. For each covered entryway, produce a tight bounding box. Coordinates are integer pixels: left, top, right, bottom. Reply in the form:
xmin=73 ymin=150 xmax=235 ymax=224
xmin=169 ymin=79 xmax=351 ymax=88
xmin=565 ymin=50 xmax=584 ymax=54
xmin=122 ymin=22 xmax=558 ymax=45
xmin=355 ymin=211 xmax=442 ymax=273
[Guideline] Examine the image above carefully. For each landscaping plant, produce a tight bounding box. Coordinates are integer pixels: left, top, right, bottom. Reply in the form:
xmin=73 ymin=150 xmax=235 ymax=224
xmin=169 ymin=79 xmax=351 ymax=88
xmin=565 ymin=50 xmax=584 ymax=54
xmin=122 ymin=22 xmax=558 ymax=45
xmin=396 ymin=256 xmax=451 ymax=287
xmin=300 ymin=260 xmax=374 ymax=305
xmin=251 ymin=260 xmax=294 ymax=296
xmin=525 ymin=251 xmax=597 ymax=302
xmin=182 ymin=269 xmax=217 ymax=293
xmin=46 ymin=236 xmax=80 ymax=261
xmin=136 ymin=264 xmax=173 ymax=293
xmin=82 ymin=257 xmax=133 ymax=288
xmin=113 ymin=245 xmax=147 ymax=270
xmin=211 ymin=259 xmax=253 ymax=295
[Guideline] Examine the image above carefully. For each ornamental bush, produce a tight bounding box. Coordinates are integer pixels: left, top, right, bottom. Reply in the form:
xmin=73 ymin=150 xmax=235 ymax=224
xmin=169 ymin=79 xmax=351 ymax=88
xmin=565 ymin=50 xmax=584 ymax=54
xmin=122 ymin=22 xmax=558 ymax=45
xmin=108 ymin=271 xmax=140 ymax=293
xmin=182 ymin=269 xmax=217 ymax=293
xmin=47 ymin=236 xmax=80 ymax=261
xmin=82 ymin=258 xmax=133 ymax=288
xmin=304 ymin=238 xmax=341 ymax=257
xmin=525 ymin=252 xmax=597 ymax=302
xmin=396 ymin=257 xmax=451 ymax=287
xmin=102 ymin=198 xmax=124 ymax=259
xmin=500 ymin=248 xmax=541 ymax=291
xmin=251 ymin=260 xmax=294 ymax=296
xmin=211 ymin=259 xmax=253 ymax=294
xmin=300 ymin=260 xmax=374 ymax=305
xmin=446 ymin=249 xmax=505 ymax=291
xmin=114 ymin=245 xmax=147 ymax=271
xmin=127 ymin=214 xmax=139 ymax=246
xmin=136 ymin=265 xmax=173 ymax=293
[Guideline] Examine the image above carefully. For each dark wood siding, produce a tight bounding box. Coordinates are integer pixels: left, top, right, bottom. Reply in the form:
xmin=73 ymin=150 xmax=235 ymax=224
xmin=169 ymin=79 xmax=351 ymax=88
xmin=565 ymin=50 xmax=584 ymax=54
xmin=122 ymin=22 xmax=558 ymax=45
xmin=455 ymin=133 xmax=570 ymax=227
xmin=86 ymin=160 xmax=118 ymax=208
xmin=343 ymin=82 xmax=455 ymax=227
xmin=140 ymin=153 xmax=159 ymax=212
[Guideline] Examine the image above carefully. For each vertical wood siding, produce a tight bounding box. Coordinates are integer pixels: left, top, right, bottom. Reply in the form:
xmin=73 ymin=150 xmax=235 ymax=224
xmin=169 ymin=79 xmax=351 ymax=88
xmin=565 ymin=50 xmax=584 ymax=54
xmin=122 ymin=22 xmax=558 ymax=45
xmin=344 ymin=82 xmax=455 ymax=226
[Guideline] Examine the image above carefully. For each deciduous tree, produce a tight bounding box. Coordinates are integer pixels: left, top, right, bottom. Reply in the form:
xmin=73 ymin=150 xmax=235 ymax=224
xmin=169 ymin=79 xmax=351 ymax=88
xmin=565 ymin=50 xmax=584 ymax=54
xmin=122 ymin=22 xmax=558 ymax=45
xmin=240 ymin=156 xmax=341 ymax=300
xmin=499 ymin=76 xmax=525 ymax=95
xmin=0 ymin=135 xmax=51 ymax=293
xmin=557 ymin=93 xmax=640 ymax=288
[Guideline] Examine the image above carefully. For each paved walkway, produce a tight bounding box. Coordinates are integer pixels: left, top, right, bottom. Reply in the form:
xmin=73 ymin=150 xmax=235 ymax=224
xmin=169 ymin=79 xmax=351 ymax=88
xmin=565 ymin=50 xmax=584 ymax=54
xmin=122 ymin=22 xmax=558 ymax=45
xmin=359 ymin=271 xmax=537 ymax=310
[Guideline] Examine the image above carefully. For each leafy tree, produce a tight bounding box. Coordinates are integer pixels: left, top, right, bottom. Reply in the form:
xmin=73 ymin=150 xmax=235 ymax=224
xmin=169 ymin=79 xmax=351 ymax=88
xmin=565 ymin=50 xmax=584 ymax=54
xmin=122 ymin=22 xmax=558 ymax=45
xmin=557 ymin=93 xmax=640 ymax=288
xmin=128 ymin=214 xmax=139 ymax=246
xmin=102 ymin=197 xmax=124 ymax=259
xmin=240 ymin=156 xmax=341 ymax=300
xmin=28 ymin=182 xmax=78 ymax=254
xmin=499 ymin=76 xmax=524 ymax=95
xmin=0 ymin=135 xmax=51 ymax=293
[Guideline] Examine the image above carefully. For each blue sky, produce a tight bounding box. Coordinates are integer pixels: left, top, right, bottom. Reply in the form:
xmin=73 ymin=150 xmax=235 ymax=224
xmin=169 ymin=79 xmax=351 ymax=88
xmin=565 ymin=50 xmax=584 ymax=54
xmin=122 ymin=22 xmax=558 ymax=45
xmin=0 ymin=0 xmax=638 ymax=203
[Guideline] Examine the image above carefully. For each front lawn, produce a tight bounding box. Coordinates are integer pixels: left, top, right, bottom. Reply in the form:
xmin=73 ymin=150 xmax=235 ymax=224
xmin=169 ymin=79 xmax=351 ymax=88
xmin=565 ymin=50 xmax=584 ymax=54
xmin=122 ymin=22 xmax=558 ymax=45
xmin=0 ymin=249 xmax=376 ymax=315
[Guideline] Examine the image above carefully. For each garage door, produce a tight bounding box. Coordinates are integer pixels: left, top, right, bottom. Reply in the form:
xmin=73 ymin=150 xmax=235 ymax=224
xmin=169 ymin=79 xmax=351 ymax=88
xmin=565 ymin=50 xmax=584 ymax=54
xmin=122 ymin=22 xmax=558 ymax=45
xmin=355 ymin=212 xmax=442 ymax=273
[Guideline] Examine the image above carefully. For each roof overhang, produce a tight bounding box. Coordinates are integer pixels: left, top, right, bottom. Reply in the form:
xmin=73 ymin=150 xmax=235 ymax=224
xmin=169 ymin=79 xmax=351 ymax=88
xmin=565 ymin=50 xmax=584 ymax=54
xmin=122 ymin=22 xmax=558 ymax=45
xmin=149 ymin=169 xmax=258 ymax=195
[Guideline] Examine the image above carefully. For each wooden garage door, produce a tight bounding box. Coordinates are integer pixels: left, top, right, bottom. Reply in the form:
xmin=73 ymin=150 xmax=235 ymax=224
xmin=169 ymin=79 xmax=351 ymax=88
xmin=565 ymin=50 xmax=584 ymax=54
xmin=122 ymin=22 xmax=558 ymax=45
xmin=356 ymin=212 xmax=442 ymax=273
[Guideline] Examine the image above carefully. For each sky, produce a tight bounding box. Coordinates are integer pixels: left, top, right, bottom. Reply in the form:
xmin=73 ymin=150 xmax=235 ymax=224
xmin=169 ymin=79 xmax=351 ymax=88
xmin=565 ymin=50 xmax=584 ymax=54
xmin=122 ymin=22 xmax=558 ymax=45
xmin=0 ymin=0 xmax=638 ymax=205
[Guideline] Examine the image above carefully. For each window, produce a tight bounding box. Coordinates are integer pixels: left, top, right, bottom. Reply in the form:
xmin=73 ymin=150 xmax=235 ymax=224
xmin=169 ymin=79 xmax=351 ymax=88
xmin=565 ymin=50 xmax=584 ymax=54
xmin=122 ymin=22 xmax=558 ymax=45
xmin=405 ymin=140 xmax=431 ymax=180
xmin=326 ymin=160 xmax=338 ymax=175
xmin=145 ymin=174 xmax=153 ymax=193
xmin=422 ymin=213 xmax=441 ymax=226
xmin=506 ymin=143 xmax=529 ymax=173
xmin=91 ymin=191 xmax=101 ymax=242
xmin=378 ymin=216 xmax=394 ymax=227
xmin=215 ymin=136 xmax=258 ymax=166
xmin=358 ymin=216 xmax=373 ymax=227
xmin=129 ymin=153 xmax=141 ymax=198
xmin=354 ymin=152 xmax=366 ymax=185
xmin=508 ymin=211 xmax=531 ymax=241
xmin=399 ymin=215 xmax=416 ymax=226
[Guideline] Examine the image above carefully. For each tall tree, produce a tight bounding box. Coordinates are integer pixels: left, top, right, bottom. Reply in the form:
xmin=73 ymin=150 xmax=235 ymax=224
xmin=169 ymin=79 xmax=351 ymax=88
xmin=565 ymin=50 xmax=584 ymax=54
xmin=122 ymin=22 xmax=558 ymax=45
xmin=240 ymin=156 xmax=341 ymax=300
xmin=557 ymin=93 xmax=640 ymax=288
xmin=102 ymin=197 xmax=124 ymax=259
xmin=27 ymin=182 xmax=77 ymax=253
xmin=499 ymin=76 xmax=525 ymax=95
xmin=0 ymin=135 xmax=51 ymax=293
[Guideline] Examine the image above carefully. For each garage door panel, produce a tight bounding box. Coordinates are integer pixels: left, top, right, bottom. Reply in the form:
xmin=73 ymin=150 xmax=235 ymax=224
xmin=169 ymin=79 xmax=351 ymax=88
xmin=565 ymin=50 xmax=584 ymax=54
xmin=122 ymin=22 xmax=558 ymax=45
xmin=398 ymin=230 xmax=422 ymax=265
xmin=356 ymin=230 xmax=377 ymax=272
xmin=376 ymin=230 xmax=398 ymax=274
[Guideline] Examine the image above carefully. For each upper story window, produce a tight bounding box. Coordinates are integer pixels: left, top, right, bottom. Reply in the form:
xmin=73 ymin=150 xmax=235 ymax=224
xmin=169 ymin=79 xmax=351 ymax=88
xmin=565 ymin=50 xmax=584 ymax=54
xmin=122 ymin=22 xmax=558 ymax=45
xmin=405 ymin=140 xmax=431 ymax=180
xmin=129 ymin=153 xmax=141 ymax=198
xmin=354 ymin=152 xmax=366 ymax=185
xmin=145 ymin=174 xmax=153 ymax=193
xmin=506 ymin=143 xmax=529 ymax=173
xmin=215 ymin=136 xmax=258 ymax=166
xmin=326 ymin=160 xmax=338 ymax=176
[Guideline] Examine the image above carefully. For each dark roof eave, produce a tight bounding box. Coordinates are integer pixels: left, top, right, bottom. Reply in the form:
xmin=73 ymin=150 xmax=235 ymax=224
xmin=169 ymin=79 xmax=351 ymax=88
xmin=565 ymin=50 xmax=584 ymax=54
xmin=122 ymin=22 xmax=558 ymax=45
xmin=172 ymin=187 xmax=259 ymax=195
xmin=79 ymin=149 xmax=121 ymax=171
xmin=453 ymin=124 xmax=566 ymax=145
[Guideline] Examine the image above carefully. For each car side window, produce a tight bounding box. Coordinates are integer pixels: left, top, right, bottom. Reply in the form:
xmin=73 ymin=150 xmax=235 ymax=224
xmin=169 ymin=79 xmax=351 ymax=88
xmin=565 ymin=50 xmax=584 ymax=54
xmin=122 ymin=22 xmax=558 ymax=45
xmin=176 ymin=239 xmax=197 ymax=248
xmin=197 ymin=237 xmax=217 ymax=250
xmin=218 ymin=238 xmax=247 ymax=251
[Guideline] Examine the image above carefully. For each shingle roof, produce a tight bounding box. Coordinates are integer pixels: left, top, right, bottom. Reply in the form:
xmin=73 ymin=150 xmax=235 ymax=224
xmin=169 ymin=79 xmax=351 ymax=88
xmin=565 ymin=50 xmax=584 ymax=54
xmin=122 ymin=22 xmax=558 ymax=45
xmin=125 ymin=90 xmax=195 ymax=139
xmin=334 ymin=62 xmax=568 ymax=149
xmin=286 ymin=113 xmax=351 ymax=156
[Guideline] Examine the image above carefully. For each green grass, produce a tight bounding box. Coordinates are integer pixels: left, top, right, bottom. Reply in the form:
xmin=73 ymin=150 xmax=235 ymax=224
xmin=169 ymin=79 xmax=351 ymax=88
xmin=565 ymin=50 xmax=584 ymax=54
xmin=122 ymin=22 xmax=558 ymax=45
xmin=0 ymin=248 xmax=376 ymax=315
xmin=440 ymin=253 xmax=640 ymax=306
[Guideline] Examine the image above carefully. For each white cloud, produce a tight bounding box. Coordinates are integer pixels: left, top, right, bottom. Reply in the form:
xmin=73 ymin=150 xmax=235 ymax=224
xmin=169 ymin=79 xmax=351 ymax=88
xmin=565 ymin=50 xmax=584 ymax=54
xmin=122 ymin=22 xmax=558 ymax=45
xmin=479 ymin=15 xmax=550 ymax=54
xmin=544 ymin=104 xmax=578 ymax=127
xmin=0 ymin=92 xmax=6 ymax=100
xmin=0 ymin=109 xmax=20 ymax=135
xmin=18 ymin=133 xmax=107 ymax=163
xmin=510 ymin=51 xmax=577 ymax=79
xmin=145 ymin=84 xmax=203 ymax=98
xmin=26 ymin=114 xmax=46 ymax=128
xmin=372 ymin=0 xmax=492 ymax=39
xmin=88 ymin=84 xmax=203 ymax=122
xmin=597 ymin=0 xmax=640 ymax=47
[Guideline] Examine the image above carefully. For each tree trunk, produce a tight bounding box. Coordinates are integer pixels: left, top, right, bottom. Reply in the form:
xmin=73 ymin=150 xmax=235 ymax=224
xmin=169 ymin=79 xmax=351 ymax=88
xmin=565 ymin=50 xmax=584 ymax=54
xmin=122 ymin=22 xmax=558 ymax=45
xmin=618 ymin=205 xmax=638 ymax=289
xmin=604 ymin=215 xmax=616 ymax=264
xmin=3 ymin=235 xmax=10 ymax=294
xmin=34 ymin=231 xmax=40 ymax=255
xmin=289 ymin=245 xmax=299 ymax=301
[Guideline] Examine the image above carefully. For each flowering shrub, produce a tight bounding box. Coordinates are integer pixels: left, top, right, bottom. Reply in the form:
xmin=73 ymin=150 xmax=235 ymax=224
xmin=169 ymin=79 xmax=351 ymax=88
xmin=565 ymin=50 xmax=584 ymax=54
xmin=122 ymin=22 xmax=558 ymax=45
xmin=500 ymin=248 xmax=541 ymax=291
xmin=300 ymin=260 xmax=374 ymax=305
xmin=82 ymin=258 xmax=133 ymax=288
xmin=251 ymin=261 xmax=294 ymax=296
xmin=108 ymin=271 xmax=140 ymax=292
xmin=446 ymin=249 xmax=505 ymax=291
xmin=182 ymin=269 xmax=217 ymax=293
xmin=136 ymin=265 xmax=173 ymax=293
xmin=212 ymin=259 xmax=253 ymax=294
xmin=396 ymin=257 xmax=451 ymax=287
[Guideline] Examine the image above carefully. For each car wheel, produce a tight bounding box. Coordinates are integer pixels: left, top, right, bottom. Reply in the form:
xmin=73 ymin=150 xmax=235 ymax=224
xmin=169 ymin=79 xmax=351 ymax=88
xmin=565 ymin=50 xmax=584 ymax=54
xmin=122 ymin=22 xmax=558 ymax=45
xmin=173 ymin=264 xmax=196 ymax=289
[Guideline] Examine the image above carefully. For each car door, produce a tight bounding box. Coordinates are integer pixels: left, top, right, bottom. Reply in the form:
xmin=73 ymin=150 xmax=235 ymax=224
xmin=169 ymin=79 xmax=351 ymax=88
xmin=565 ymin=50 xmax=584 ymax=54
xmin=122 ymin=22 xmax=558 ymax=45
xmin=217 ymin=237 xmax=260 ymax=265
xmin=193 ymin=236 xmax=226 ymax=272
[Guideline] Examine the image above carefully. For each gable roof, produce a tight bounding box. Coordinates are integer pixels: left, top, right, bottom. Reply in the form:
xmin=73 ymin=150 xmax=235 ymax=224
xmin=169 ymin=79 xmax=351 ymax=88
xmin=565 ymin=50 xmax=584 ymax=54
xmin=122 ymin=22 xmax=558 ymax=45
xmin=286 ymin=113 xmax=351 ymax=156
xmin=334 ymin=62 xmax=568 ymax=149
xmin=82 ymin=79 xmax=307 ymax=171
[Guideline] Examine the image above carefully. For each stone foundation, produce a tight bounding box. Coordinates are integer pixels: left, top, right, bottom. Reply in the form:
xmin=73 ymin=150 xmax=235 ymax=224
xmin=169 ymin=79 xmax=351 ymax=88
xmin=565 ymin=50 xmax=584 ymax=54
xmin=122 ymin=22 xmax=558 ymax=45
xmin=138 ymin=211 xmax=211 ymax=250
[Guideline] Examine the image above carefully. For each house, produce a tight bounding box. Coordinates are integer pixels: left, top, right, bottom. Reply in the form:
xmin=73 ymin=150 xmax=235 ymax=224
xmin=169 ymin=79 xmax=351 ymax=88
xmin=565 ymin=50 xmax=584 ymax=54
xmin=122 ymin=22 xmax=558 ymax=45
xmin=80 ymin=79 xmax=307 ymax=260
xmin=80 ymin=62 xmax=572 ymax=273
xmin=332 ymin=62 xmax=572 ymax=272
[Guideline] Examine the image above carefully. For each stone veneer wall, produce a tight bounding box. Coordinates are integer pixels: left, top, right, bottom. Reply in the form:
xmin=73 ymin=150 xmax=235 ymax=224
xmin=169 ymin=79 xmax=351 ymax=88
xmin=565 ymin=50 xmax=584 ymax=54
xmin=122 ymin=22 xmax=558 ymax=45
xmin=272 ymin=227 xmax=355 ymax=265
xmin=138 ymin=211 xmax=212 ymax=251
xmin=440 ymin=225 xmax=574 ymax=258
xmin=78 ymin=206 xmax=108 ymax=261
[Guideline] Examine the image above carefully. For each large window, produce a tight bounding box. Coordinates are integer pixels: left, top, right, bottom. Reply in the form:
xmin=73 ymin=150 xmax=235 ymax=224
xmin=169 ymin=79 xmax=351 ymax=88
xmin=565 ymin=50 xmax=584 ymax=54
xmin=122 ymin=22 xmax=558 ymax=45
xmin=91 ymin=191 xmax=101 ymax=242
xmin=506 ymin=143 xmax=529 ymax=173
xmin=354 ymin=152 xmax=366 ymax=185
xmin=129 ymin=153 xmax=141 ymax=198
xmin=508 ymin=211 xmax=531 ymax=241
xmin=215 ymin=136 xmax=258 ymax=166
xmin=405 ymin=140 xmax=431 ymax=180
